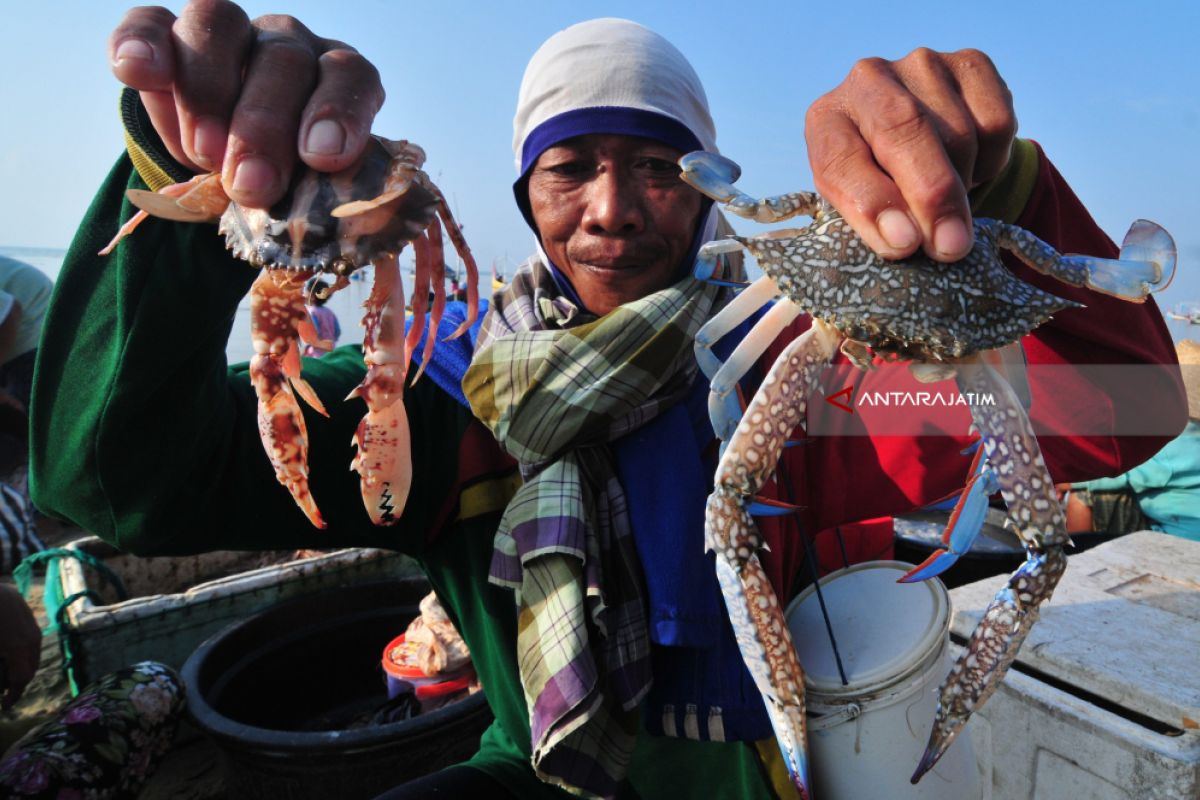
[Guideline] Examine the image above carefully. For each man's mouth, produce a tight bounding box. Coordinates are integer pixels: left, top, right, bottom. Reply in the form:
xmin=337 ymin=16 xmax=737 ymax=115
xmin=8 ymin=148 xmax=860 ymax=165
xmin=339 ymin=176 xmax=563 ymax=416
xmin=573 ymin=249 xmax=657 ymax=271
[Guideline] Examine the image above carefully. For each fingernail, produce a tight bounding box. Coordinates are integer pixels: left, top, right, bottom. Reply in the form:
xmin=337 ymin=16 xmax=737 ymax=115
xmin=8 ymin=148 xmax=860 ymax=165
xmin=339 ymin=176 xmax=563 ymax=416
xmin=304 ymin=119 xmax=346 ymax=156
xmin=934 ymin=217 xmax=972 ymax=259
xmin=231 ymin=156 xmax=279 ymax=197
xmin=114 ymin=38 xmax=154 ymax=63
xmin=192 ymin=117 xmax=226 ymax=167
xmin=877 ymin=208 xmax=919 ymax=252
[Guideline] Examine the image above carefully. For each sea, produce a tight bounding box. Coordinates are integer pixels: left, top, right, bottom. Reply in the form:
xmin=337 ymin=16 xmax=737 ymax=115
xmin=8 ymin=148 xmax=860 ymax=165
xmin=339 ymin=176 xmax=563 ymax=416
xmin=3 ymin=244 xmax=1198 ymax=362
xmin=0 ymin=245 xmax=394 ymax=365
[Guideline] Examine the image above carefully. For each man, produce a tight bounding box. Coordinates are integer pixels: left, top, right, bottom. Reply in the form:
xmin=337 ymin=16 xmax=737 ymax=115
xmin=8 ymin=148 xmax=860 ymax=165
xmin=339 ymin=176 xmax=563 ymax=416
xmin=0 ymin=258 xmax=53 ymax=411
xmin=30 ymin=2 xmax=1183 ymax=798
xmin=0 ymin=263 xmax=48 ymax=575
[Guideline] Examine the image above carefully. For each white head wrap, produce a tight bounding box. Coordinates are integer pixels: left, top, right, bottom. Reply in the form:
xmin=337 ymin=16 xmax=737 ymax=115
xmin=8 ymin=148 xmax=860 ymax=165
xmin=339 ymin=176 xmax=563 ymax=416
xmin=512 ymin=18 xmax=718 ymax=174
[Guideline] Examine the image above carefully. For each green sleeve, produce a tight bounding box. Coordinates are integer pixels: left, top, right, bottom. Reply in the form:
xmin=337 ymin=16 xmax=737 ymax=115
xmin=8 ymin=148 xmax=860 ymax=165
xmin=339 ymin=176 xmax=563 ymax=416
xmin=29 ymin=154 xmax=465 ymax=556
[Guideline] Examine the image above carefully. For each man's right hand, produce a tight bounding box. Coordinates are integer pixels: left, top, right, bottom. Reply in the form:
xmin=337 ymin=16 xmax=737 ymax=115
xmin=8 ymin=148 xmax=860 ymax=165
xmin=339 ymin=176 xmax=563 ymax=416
xmin=109 ymin=0 xmax=386 ymax=209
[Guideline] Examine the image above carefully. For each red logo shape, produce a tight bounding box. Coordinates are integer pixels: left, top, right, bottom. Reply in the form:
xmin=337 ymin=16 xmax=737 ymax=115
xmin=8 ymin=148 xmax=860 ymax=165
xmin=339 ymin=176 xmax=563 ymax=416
xmin=825 ymin=386 xmax=855 ymax=414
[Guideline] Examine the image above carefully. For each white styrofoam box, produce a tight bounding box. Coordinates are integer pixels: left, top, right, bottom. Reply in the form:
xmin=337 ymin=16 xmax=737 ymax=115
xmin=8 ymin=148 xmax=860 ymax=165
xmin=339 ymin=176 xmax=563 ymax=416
xmin=52 ymin=536 xmax=420 ymax=688
xmin=949 ymin=531 xmax=1200 ymax=799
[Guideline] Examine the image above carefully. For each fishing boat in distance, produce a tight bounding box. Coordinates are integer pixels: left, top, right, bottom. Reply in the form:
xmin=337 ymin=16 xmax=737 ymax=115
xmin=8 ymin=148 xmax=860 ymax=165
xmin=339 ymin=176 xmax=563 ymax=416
xmin=1168 ymin=302 xmax=1200 ymax=324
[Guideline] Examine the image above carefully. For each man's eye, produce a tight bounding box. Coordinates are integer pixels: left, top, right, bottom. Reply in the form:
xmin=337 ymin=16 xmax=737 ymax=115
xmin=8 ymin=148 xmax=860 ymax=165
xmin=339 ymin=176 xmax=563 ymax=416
xmin=546 ymin=161 xmax=590 ymax=176
xmin=637 ymin=157 xmax=680 ymax=173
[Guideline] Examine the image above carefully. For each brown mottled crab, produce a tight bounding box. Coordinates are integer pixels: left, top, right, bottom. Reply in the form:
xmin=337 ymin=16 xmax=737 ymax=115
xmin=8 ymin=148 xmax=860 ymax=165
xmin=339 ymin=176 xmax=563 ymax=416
xmin=677 ymin=150 xmax=1175 ymax=797
xmin=100 ymin=136 xmax=479 ymax=528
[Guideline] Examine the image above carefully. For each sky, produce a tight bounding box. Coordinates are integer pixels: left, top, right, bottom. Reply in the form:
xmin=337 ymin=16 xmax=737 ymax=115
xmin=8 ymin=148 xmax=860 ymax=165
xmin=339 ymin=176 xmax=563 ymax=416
xmin=1 ymin=0 xmax=1198 ymax=312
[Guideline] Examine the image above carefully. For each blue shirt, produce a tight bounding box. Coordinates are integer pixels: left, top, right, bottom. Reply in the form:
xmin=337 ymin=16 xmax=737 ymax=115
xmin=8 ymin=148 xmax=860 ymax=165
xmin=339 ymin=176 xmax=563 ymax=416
xmin=1075 ymin=420 xmax=1200 ymax=540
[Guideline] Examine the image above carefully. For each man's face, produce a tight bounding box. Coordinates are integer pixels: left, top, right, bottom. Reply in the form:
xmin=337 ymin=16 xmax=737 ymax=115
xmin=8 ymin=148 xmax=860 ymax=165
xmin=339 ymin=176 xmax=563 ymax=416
xmin=526 ymin=134 xmax=705 ymax=315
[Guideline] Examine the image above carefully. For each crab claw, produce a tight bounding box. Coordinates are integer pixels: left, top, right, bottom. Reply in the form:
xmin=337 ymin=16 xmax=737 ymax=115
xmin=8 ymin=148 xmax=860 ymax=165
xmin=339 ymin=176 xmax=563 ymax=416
xmin=1118 ymin=219 xmax=1176 ymax=292
xmin=899 ymin=442 xmax=1000 ymax=583
xmin=679 ymin=151 xmax=743 ymax=196
xmin=694 ymin=239 xmax=749 ymax=286
xmin=709 ymin=494 xmax=811 ymax=799
xmin=1057 ymin=220 xmax=1176 ymax=300
xmin=680 ymin=151 xmax=819 ymax=224
xmin=680 ymin=152 xmax=773 ymax=221
xmin=348 ymin=364 xmax=412 ymax=526
xmin=911 ymin=546 xmax=1066 ymax=784
xmin=250 ymin=353 xmax=326 ymax=529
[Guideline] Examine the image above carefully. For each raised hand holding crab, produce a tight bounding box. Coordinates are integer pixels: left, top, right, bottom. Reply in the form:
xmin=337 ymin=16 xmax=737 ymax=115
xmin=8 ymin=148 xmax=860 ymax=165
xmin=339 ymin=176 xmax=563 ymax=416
xmin=101 ymin=3 xmax=479 ymax=527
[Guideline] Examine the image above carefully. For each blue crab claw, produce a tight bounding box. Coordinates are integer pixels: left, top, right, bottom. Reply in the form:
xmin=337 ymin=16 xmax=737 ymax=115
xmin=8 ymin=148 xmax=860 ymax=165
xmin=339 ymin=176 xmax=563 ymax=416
xmin=709 ymin=492 xmax=812 ymax=800
xmin=706 ymin=375 xmax=745 ymax=446
xmin=899 ymin=442 xmax=1000 ymax=584
xmin=679 ymin=151 xmax=743 ymax=201
xmin=694 ymin=239 xmax=747 ymax=284
xmin=747 ymin=496 xmax=804 ymax=517
xmin=1118 ymin=219 xmax=1176 ymax=292
xmin=1062 ymin=220 xmax=1176 ymax=299
xmin=912 ymin=546 xmax=1066 ymax=784
xmin=680 ymin=152 xmax=784 ymax=221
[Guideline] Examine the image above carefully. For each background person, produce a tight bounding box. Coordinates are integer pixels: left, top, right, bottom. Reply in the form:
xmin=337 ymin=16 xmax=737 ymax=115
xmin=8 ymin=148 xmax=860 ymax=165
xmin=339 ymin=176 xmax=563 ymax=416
xmin=302 ymin=277 xmax=341 ymax=358
xmin=0 ymin=277 xmax=45 ymax=575
xmin=0 ymin=258 xmax=53 ymax=412
xmin=28 ymin=2 xmax=1184 ymax=798
xmin=1063 ymin=339 xmax=1200 ymax=539
xmin=0 ymin=588 xmax=184 ymax=800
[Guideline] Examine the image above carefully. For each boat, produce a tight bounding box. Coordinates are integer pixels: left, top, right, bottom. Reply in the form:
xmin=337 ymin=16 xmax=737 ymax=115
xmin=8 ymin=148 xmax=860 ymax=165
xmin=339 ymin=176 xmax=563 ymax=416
xmin=1168 ymin=302 xmax=1200 ymax=324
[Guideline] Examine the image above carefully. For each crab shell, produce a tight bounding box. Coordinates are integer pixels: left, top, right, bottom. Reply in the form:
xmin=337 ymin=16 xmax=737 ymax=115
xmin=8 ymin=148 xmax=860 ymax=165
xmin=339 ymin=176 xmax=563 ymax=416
xmin=219 ymin=137 xmax=440 ymax=275
xmin=738 ymin=213 xmax=1081 ymax=363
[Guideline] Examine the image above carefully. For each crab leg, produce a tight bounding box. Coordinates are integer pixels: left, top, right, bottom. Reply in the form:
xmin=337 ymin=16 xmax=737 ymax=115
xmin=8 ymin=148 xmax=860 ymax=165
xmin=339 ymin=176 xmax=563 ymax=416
xmin=910 ymin=357 xmax=1069 ymax=783
xmin=248 ymin=270 xmax=331 ymax=528
xmin=419 ymin=221 xmax=448 ymax=382
xmin=348 ymin=255 xmax=413 ymax=525
xmin=430 ymin=195 xmax=481 ymax=338
xmin=408 ymin=218 xmax=444 ymax=384
xmin=706 ymin=293 xmax=803 ymax=445
xmin=98 ymin=174 xmax=230 ymax=255
xmin=898 ymin=440 xmax=1001 ymax=583
xmin=985 ymin=218 xmax=1176 ymax=299
xmin=680 ymin=151 xmax=822 ymax=224
xmin=405 ymin=229 xmax=433 ymax=378
xmin=706 ymin=318 xmax=842 ymax=799
xmin=693 ymin=272 xmax=780 ymax=379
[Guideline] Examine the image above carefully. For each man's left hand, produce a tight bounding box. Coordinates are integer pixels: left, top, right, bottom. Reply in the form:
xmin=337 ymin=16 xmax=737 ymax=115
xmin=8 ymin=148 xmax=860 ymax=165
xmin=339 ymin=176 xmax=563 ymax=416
xmin=805 ymin=48 xmax=1017 ymax=263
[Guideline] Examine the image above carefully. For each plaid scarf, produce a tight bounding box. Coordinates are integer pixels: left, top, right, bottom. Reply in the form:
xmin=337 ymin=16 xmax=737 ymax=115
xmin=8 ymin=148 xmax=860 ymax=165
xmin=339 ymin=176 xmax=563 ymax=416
xmin=463 ymin=256 xmax=725 ymax=798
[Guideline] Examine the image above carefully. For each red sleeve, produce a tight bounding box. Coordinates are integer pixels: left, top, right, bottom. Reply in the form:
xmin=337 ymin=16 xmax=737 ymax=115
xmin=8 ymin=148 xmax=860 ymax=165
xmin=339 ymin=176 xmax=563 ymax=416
xmin=750 ymin=142 xmax=1185 ymax=597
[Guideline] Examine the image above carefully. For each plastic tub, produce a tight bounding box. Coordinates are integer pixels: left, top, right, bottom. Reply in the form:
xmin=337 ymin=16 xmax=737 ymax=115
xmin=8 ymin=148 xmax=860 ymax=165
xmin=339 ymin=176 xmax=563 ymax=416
xmin=381 ymin=632 xmax=475 ymax=702
xmin=182 ymin=579 xmax=492 ymax=800
xmin=785 ymin=560 xmax=980 ymax=799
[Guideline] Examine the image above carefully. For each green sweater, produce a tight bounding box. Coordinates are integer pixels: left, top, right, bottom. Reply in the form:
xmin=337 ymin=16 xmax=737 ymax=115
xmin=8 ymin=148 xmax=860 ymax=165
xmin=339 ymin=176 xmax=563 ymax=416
xmin=30 ymin=155 xmax=788 ymax=799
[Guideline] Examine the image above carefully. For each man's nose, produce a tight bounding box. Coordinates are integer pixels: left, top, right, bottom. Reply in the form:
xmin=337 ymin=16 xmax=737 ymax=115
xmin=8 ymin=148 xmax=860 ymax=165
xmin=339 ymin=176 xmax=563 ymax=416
xmin=582 ymin=169 xmax=643 ymax=234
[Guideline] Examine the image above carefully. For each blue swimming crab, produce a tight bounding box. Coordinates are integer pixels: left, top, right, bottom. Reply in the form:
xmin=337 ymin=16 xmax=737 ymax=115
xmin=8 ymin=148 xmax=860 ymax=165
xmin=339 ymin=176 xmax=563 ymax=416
xmin=100 ymin=136 xmax=479 ymax=528
xmin=678 ymin=151 xmax=1175 ymax=797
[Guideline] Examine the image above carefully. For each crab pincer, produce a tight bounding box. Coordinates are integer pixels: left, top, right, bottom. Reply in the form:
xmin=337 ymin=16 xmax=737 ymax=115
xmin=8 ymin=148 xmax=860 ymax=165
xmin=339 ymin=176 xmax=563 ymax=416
xmin=347 ymin=254 xmax=413 ymax=525
xmin=248 ymin=270 xmax=331 ymax=528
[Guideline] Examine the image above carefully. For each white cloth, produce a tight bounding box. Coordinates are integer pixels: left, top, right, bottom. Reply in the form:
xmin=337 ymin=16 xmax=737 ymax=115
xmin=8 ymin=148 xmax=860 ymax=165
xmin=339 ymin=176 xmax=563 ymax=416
xmin=512 ymin=18 xmax=718 ymax=172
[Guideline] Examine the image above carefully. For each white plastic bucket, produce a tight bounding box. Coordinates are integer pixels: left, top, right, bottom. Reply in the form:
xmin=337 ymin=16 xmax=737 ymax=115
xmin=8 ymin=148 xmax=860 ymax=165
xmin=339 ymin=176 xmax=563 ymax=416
xmin=784 ymin=560 xmax=981 ymax=799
